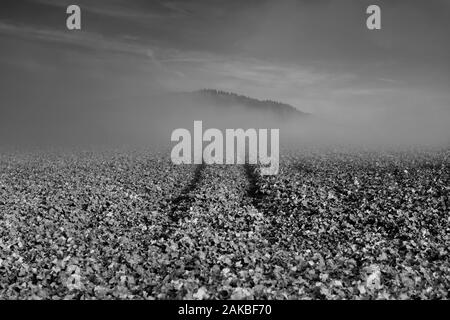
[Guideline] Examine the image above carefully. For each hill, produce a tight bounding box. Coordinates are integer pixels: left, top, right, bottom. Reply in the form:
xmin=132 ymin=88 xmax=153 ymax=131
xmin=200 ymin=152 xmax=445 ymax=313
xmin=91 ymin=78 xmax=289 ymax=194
xmin=191 ymin=89 xmax=308 ymax=119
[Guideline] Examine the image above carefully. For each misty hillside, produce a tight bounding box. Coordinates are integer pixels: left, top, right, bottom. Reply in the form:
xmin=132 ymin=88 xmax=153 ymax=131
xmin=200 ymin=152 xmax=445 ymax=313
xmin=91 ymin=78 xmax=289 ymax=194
xmin=192 ymin=89 xmax=308 ymax=119
xmin=137 ymin=89 xmax=311 ymax=139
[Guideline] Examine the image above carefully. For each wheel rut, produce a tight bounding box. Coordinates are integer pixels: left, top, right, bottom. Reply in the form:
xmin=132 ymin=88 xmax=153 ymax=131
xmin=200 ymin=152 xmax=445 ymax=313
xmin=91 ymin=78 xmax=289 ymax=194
xmin=169 ymin=163 xmax=205 ymax=222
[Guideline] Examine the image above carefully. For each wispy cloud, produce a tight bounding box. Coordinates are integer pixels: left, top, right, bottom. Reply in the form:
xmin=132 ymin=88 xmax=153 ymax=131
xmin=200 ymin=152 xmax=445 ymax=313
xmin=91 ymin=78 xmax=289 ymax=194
xmin=32 ymin=0 xmax=190 ymax=19
xmin=0 ymin=21 xmax=151 ymax=57
xmin=1 ymin=0 xmax=449 ymax=121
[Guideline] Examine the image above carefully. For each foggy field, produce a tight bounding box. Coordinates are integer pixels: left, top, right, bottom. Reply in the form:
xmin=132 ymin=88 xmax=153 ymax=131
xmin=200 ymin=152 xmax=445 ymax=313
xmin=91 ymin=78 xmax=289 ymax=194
xmin=0 ymin=147 xmax=448 ymax=299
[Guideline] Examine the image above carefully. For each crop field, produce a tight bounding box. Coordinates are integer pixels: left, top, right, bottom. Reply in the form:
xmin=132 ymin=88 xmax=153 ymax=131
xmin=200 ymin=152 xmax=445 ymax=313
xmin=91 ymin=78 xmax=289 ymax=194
xmin=0 ymin=147 xmax=449 ymax=299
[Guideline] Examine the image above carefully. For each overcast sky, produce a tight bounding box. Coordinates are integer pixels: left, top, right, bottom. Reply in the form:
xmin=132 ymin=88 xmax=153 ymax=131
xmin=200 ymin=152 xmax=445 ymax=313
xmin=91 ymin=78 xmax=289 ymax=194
xmin=0 ymin=0 xmax=449 ymax=129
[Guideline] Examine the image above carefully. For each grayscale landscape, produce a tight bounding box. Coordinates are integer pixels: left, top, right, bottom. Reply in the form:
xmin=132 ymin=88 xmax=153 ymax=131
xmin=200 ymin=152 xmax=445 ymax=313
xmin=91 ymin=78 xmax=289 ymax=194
xmin=0 ymin=0 xmax=449 ymax=299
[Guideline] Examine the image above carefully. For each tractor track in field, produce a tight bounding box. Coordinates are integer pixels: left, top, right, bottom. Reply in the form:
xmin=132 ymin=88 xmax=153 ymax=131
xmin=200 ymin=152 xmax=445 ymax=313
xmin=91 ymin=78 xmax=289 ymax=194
xmin=151 ymin=164 xmax=286 ymax=299
xmin=243 ymin=164 xmax=265 ymax=209
xmin=242 ymin=164 xmax=288 ymax=246
xmin=168 ymin=163 xmax=206 ymax=222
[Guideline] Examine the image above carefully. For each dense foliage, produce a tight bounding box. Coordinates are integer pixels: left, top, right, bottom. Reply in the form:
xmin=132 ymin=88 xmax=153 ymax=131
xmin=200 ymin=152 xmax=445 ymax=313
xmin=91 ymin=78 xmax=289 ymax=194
xmin=0 ymin=147 xmax=448 ymax=299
